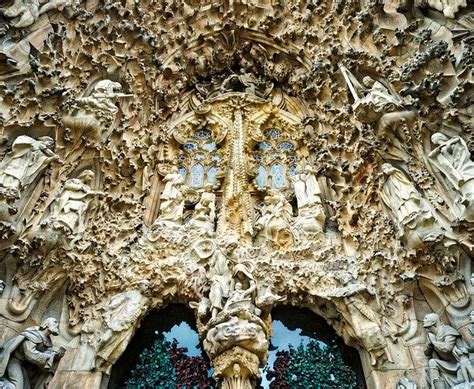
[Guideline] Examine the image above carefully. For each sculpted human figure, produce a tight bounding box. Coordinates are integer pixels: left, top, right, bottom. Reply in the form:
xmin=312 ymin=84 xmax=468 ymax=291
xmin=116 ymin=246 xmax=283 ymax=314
xmin=380 ymin=163 xmax=438 ymax=247
xmin=188 ymin=188 xmax=216 ymax=234
xmin=45 ymin=170 xmax=100 ymax=236
xmin=423 ymin=313 xmax=474 ymax=388
xmin=208 ymin=237 xmax=237 ymax=319
xmin=156 ymin=167 xmax=186 ymax=226
xmin=75 ymin=80 xmax=125 ymax=116
xmin=344 ymin=294 xmax=393 ymax=366
xmin=255 ymin=190 xmax=293 ymax=247
xmin=339 ymin=65 xmax=415 ymax=130
xmin=290 ymin=164 xmax=322 ymax=210
xmin=62 ymin=80 xmax=130 ymax=138
xmin=0 ymin=136 xmax=57 ymax=195
xmin=0 ymin=318 xmax=64 ymax=389
xmin=429 ymin=133 xmax=474 ymax=222
xmin=1 ymin=0 xmax=73 ymax=28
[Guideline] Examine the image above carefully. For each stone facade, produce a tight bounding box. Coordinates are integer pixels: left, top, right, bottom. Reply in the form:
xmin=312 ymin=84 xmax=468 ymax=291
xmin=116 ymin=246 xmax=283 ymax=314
xmin=0 ymin=0 xmax=473 ymax=388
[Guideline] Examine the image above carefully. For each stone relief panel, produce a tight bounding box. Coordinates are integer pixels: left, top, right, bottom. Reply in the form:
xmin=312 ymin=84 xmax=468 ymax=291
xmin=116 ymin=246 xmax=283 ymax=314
xmin=0 ymin=0 xmax=472 ymax=388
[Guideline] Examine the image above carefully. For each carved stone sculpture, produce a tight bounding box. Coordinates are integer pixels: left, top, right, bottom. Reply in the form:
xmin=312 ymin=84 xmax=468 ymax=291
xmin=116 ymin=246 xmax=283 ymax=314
xmin=0 ymin=135 xmax=58 ymax=227
xmin=380 ymin=163 xmax=440 ymax=249
xmin=423 ymin=313 xmax=474 ymax=388
xmin=188 ymin=189 xmax=216 ymax=235
xmin=62 ymin=80 xmax=129 ymax=140
xmin=1 ymin=0 xmax=73 ymax=28
xmin=339 ymin=65 xmax=415 ymax=129
xmin=155 ymin=167 xmax=186 ymax=227
xmin=208 ymin=238 xmax=237 ymax=319
xmin=255 ymin=190 xmax=293 ymax=248
xmin=0 ymin=318 xmax=64 ymax=388
xmin=343 ymin=294 xmax=393 ymax=367
xmin=0 ymin=136 xmax=56 ymax=194
xmin=41 ymin=170 xmax=99 ymax=240
xmin=416 ymin=0 xmax=467 ymax=18
xmin=291 ymin=164 xmax=326 ymax=239
xmin=429 ymin=133 xmax=474 ymax=222
xmin=1 ymin=1 xmax=474 ymax=388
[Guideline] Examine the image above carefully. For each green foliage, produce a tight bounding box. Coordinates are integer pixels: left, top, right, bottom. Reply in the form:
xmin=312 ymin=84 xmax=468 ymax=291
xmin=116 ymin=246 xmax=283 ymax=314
xmin=125 ymin=338 xmax=176 ymax=389
xmin=267 ymin=340 xmax=359 ymax=389
xmin=124 ymin=337 xmax=214 ymax=389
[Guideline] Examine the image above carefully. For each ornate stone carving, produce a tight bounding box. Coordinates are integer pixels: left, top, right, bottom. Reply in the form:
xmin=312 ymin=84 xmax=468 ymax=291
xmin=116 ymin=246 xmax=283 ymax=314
xmin=255 ymin=190 xmax=293 ymax=248
xmin=423 ymin=313 xmax=474 ymax=388
xmin=1 ymin=0 xmax=73 ymax=28
xmin=0 ymin=136 xmax=58 ymax=231
xmin=0 ymin=318 xmax=64 ymax=388
xmin=0 ymin=1 xmax=473 ymax=388
xmin=380 ymin=163 xmax=442 ymax=250
xmin=429 ymin=133 xmax=474 ymax=223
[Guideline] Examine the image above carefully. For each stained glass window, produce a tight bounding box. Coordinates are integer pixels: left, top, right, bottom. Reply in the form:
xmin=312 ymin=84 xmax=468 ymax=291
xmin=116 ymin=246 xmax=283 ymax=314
xmin=207 ymin=166 xmax=218 ymax=185
xmin=289 ymin=164 xmax=298 ymax=176
xmin=253 ymin=128 xmax=298 ymax=191
xmin=178 ymin=167 xmax=187 ymax=178
xmin=203 ymin=142 xmax=216 ymax=152
xmin=271 ymin=164 xmax=285 ymax=189
xmin=258 ymin=141 xmax=272 ymax=151
xmin=277 ymin=141 xmax=294 ymax=151
xmin=176 ymin=130 xmax=220 ymax=189
xmin=183 ymin=142 xmax=197 ymax=152
xmin=194 ymin=129 xmax=211 ymax=139
xmin=265 ymin=128 xmax=282 ymax=139
xmin=191 ymin=164 xmax=204 ymax=188
xmin=256 ymin=165 xmax=267 ymax=188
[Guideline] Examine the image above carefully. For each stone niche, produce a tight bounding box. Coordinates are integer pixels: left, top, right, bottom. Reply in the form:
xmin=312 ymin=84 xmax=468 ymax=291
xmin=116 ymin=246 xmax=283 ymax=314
xmin=0 ymin=0 xmax=473 ymax=388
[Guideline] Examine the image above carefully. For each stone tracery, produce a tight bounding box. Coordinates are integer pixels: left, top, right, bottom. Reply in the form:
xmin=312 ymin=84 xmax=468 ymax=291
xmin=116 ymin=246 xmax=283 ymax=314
xmin=0 ymin=0 xmax=473 ymax=388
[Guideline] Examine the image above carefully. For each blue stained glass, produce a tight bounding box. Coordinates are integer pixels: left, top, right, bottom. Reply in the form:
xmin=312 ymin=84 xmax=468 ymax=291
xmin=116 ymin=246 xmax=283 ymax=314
xmin=202 ymin=142 xmax=216 ymax=152
xmin=258 ymin=141 xmax=272 ymax=151
xmin=183 ymin=142 xmax=197 ymax=151
xmin=178 ymin=167 xmax=187 ymax=178
xmin=190 ymin=164 xmax=204 ymax=188
xmin=177 ymin=155 xmax=188 ymax=162
xmin=212 ymin=155 xmax=221 ymax=161
xmin=265 ymin=128 xmax=282 ymax=139
xmin=207 ymin=166 xmax=218 ymax=185
xmin=277 ymin=141 xmax=295 ymax=151
xmin=271 ymin=164 xmax=285 ymax=189
xmin=289 ymin=164 xmax=298 ymax=176
xmin=195 ymin=153 xmax=205 ymax=160
xmin=194 ymin=130 xmax=211 ymax=139
xmin=255 ymin=154 xmax=263 ymax=162
xmin=256 ymin=166 xmax=267 ymax=188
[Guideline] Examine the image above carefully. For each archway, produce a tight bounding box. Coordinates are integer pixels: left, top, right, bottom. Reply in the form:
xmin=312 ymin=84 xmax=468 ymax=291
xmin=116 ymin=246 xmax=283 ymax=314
xmin=108 ymin=304 xmax=213 ymax=388
xmin=263 ymin=306 xmax=365 ymax=388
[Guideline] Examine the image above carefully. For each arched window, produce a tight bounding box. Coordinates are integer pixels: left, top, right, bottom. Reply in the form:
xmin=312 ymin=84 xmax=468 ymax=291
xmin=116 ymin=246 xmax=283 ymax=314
xmin=190 ymin=164 xmax=204 ymax=188
xmin=207 ymin=166 xmax=218 ymax=185
xmin=254 ymin=128 xmax=297 ymax=191
xmin=256 ymin=165 xmax=267 ymax=189
xmin=271 ymin=163 xmax=285 ymax=189
xmin=175 ymin=130 xmax=222 ymax=189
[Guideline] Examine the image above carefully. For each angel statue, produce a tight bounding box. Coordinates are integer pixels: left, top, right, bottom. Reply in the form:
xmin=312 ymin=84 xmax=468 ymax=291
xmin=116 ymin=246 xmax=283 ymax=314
xmin=339 ymin=65 xmax=416 ymax=131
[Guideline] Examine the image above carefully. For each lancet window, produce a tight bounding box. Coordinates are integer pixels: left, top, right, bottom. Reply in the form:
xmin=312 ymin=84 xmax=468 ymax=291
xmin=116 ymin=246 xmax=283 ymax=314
xmin=176 ymin=129 xmax=222 ymax=189
xmin=253 ymin=128 xmax=298 ymax=190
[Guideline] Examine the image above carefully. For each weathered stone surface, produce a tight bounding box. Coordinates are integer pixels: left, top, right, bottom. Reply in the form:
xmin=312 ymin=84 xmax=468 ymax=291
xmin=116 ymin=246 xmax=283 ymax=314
xmin=0 ymin=0 xmax=473 ymax=388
